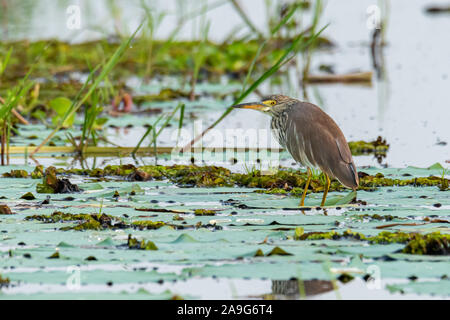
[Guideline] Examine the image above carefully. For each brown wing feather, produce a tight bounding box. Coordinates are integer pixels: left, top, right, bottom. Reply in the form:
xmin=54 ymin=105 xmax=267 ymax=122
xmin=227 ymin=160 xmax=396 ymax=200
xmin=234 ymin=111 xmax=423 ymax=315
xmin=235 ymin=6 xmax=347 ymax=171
xmin=285 ymin=101 xmax=359 ymax=189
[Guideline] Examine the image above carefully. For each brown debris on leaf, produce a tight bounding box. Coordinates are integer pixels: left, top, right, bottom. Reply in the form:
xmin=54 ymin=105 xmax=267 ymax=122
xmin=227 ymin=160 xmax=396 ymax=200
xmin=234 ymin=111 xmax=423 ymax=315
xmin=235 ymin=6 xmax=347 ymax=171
xmin=127 ymin=169 xmax=150 ymax=181
xmin=0 ymin=204 xmax=14 ymax=215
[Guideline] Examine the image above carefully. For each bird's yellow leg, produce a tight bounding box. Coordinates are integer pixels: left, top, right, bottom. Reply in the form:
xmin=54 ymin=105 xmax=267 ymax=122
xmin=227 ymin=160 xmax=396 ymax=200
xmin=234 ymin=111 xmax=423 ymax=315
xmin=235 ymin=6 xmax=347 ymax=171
xmin=321 ymin=173 xmax=331 ymax=207
xmin=299 ymin=168 xmax=312 ymax=207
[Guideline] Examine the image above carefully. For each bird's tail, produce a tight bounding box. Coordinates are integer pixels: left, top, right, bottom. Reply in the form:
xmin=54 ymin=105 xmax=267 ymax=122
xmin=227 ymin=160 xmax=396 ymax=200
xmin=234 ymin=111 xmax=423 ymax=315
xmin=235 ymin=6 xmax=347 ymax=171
xmin=334 ymin=161 xmax=359 ymax=190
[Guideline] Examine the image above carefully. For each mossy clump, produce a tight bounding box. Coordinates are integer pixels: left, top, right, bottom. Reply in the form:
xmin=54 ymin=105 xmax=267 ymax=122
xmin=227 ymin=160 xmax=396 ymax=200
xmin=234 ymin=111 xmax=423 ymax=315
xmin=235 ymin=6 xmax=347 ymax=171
xmin=167 ymin=165 xmax=234 ymax=187
xmin=62 ymin=213 xmax=128 ymax=231
xmin=85 ymin=256 xmax=98 ymax=261
xmin=293 ymin=227 xmax=304 ymax=240
xmin=266 ymin=247 xmax=293 ymax=256
xmin=294 ymin=228 xmax=450 ymax=255
xmin=127 ymin=235 xmax=158 ymax=250
xmin=337 ymin=273 xmax=355 ymax=284
xmin=358 ymin=174 xmax=449 ymax=190
xmin=131 ymin=220 xmax=166 ymax=230
xmin=1 ymin=38 xmax=333 ymax=91
xmin=11 ymin=164 xmax=448 ymax=193
xmin=0 ymin=205 xmax=13 ymax=215
xmin=103 ymin=164 xmax=137 ymax=177
xmin=26 ymin=211 xmax=127 ymax=231
xmin=36 ymin=166 xmax=81 ymax=194
xmin=2 ymin=169 xmax=29 ymax=178
xmin=194 ymin=209 xmax=217 ymax=216
xmin=254 ymin=249 xmax=265 ymax=257
xmin=368 ymin=231 xmax=415 ymax=244
xmin=0 ymin=274 xmax=11 ymax=288
xmin=440 ymin=178 xmax=449 ymax=191
xmin=20 ymin=192 xmax=36 ymax=200
xmin=235 ymin=169 xmax=349 ymax=193
xmin=47 ymin=251 xmax=60 ymax=259
xmin=67 ymin=219 xmax=102 ymax=231
xmin=31 ymin=166 xmax=44 ymax=179
xmin=370 ymin=231 xmax=450 ymax=255
xmin=402 ymin=232 xmax=449 ymax=255
xmin=356 ymin=214 xmax=396 ymax=221
xmin=255 ymin=188 xmax=289 ymax=195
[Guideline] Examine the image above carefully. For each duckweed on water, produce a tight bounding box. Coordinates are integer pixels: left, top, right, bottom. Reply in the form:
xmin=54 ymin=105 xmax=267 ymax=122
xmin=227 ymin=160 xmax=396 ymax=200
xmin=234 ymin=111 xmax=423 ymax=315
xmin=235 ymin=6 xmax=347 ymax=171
xmin=194 ymin=209 xmax=217 ymax=216
xmin=25 ymin=211 xmax=102 ymax=223
xmin=1 ymin=38 xmax=332 ymax=87
xmin=20 ymin=192 xmax=36 ymax=200
xmin=402 ymin=233 xmax=449 ymax=255
xmin=266 ymin=247 xmax=293 ymax=256
xmin=369 ymin=231 xmax=417 ymax=244
xmin=25 ymin=211 xmax=128 ymax=231
xmin=36 ymin=166 xmax=81 ymax=194
xmin=296 ymin=229 xmax=450 ymax=255
xmin=354 ymin=214 xmax=397 ymax=221
xmin=2 ymin=170 xmax=28 ymax=178
xmin=297 ymin=229 xmax=367 ymax=241
xmin=7 ymin=165 xmax=449 ymax=193
xmin=440 ymin=178 xmax=449 ymax=191
xmin=3 ymin=166 xmax=43 ymax=179
xmin=31 ymin=166 xmax=44 ymax=179
xmin=25 ymin=211 xmax=171 ymax=231
xmin=358 ymin=174 xmax=448 ymax=189
xmin=348 ymin=136 xmax=389 ymax=156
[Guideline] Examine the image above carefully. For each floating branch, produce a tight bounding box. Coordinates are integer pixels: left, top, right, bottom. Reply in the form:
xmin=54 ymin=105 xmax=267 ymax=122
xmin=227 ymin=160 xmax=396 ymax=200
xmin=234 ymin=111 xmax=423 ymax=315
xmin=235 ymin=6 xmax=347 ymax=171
xmin=306 ymin=71 xmax=373 ymax=84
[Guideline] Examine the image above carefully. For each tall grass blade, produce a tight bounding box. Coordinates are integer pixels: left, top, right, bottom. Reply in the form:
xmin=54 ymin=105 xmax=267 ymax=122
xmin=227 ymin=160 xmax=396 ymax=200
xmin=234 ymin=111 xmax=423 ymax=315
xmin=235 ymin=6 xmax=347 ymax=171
xmin=30 ymin=21 xmax=145 ymax=156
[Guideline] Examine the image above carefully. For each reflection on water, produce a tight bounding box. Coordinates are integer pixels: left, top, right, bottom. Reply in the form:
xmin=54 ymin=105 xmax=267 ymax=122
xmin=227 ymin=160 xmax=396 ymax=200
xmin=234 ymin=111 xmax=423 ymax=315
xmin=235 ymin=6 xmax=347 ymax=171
xmin=271 ymin=279 xmax=334 ymax=299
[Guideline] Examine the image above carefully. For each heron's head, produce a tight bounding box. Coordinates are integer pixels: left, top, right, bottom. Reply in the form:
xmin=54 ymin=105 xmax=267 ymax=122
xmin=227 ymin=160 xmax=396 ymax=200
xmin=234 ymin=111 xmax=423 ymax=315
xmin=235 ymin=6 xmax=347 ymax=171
xmin=232 ymin=94 xmax=295 ymax=116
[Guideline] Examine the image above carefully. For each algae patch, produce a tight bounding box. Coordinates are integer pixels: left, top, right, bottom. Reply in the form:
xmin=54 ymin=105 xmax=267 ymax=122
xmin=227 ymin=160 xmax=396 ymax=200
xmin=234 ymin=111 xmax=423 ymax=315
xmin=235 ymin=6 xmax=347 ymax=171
xmin=7 ymin=164 xmax=450 ymax=194
xmin=127 ymin=235 xmax=158 ymax=250
xmin=25 ymin=211 xmax=128 ymax=231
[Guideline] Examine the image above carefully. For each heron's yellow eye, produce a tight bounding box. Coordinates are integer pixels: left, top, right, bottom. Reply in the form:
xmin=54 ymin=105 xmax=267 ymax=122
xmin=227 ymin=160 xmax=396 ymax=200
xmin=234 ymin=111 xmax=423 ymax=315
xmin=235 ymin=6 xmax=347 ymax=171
xmin=263 ymin=100 xmax=277 ymax=106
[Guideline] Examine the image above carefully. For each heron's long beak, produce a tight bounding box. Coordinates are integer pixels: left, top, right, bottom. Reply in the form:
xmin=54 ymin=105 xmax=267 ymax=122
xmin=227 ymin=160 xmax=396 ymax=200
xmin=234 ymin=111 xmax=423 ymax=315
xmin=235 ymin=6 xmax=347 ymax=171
xmin=232 ymin=102 xmax=268 ymax=111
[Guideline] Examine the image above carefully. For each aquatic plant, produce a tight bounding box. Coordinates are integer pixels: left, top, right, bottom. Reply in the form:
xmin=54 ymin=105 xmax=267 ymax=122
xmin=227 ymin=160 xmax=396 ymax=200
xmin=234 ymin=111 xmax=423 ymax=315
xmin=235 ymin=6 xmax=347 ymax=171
xmin=296 ymin=229 xmax=450 ymax=256
xmin=0 ymin=274 xmax=10 ymax=288
xmin=127 ymin=234 xmax=158 ymax=250
xmin=0 ymin=47 xmax=34 ymax=165
xmin=6 ymin=164 xmax=449 ymax=193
